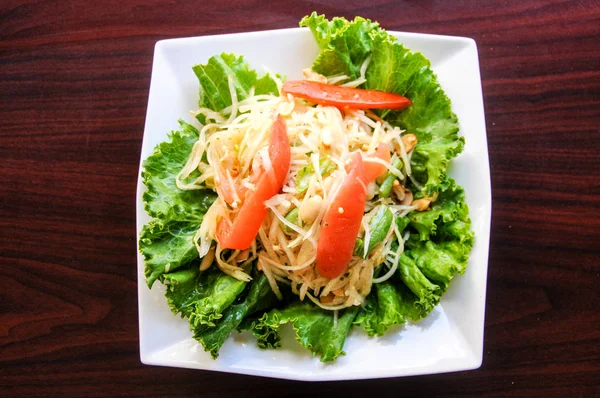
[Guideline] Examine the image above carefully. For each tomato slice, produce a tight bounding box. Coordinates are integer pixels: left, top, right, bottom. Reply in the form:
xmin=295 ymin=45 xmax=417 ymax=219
xmin=316 ymin=145 xmax=392 ymax=278
xmin=216 ymin=115 xmax=290 ymax=250
xmin=316 ymin=153 xmax=367 ymax=278
xmin=363 ymin=143 xmax=391 ymax=183
xmin=282 ymin=80 xmax=412 ymax=110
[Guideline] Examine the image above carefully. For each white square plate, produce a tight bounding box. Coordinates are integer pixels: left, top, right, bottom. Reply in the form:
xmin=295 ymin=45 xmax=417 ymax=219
xmin=136 ymin=27 xmax=491 ymax=381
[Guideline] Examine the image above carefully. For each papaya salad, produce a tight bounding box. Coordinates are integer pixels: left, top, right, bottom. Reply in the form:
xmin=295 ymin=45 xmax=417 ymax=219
xmin=140 ymin=13 xmax=474 ymax=362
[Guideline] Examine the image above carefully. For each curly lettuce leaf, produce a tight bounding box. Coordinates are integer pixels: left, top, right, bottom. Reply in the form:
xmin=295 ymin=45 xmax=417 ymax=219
xmin=162 ymin=267 xmax=203 ymax=318
xmin=301 ymin=13 xmax=464 ymax=194
xmin=409 ymin=178 xmax=470 ymax=241
xmin=397 ymin=255 xmax=441 ymax=317
xmin=355 ymin=277 xmax=430 ymax=333
xmin=252 ymin=302 xmax=358 ymax=362
xmin=300 ymin=14 xmax=378 ymax=80
xmin=140 ymin=219 xmax=202 ymax=288
xmin=354 ymin=282 xmax=405 ymax=336
xmin=193 ymin=53 xmax=280 ymax=113
xmin=163 ymin=269 xmax=273 ymax=359
xmin=408 ymin=240 xmax=470 ymax=291
xmin=189 ymin=273 xmax=247 ymax=329
xmin=164 ymin=269 xmax=273 ymax=359
xmin=395 ymin=282 xmax=424 ymax=321
xmin=366 ymin=32 xmax=464 ymax=195
xmin=162 ymin=264 xmax=248 ymax=332
xmin=395 ymin=178 xmax=474 ymax=313
xmin=194 ymin=273 xmax=277 ymax=358
xmin=139 ymin=120 xmax=218 ymax=287
xmin=404 ymin=180 xmax=474 ymax=290
xmin=436 ymin=200 xmax=474 ymax=247
xmin=141 ymin=121 xmax=217 ymax=221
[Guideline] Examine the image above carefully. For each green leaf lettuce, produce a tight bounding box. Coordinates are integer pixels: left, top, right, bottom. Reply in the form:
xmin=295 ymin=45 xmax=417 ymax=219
xmin=397 ymin=179 xmax=474 ymax=316
xmin=300 ymin=12 xmax=464 ymax=194
xmin=251 ymin=302 xmax=359 ymax=362
xmin=353 ymin=282 xmax=405 ymax=336
xmin=193 ymin=53 xmax=280 ymax=114
xmin=194 ymin=273 xmax=278 ymax=358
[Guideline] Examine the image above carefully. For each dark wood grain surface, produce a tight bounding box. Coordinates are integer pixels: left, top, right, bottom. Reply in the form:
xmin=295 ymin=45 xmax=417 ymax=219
xmin=2 ymin=0 xmax=599 ymax=396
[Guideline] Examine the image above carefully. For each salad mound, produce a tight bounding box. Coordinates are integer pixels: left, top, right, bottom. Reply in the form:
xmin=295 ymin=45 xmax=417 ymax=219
xmin=139 ymin=13 xmax=474 ymax=362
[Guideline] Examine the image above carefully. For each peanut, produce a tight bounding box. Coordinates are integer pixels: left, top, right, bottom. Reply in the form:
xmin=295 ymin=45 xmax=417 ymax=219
xmin=321 ymin=127 xmax=333 ymax=147
xmin=302 ymin=68 xmax=328 ymax=83
xmin=412 ymin=198 xmax=431 ymax=211
xmin=392 ymin=183 xmax=406 ymax=201
xmin=299 ymin=194 xmax=323 ymax=224
xmin=402 ymin=134 xmax=418 ymax=153
xmin=366 ymin=181 xmax=377 ymax=200
xmin=320 ymin=294 xmax=335 ymax=304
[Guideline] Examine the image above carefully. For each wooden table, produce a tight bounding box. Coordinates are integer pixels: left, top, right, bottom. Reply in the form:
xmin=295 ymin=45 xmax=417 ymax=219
xmin=2 ymin=1 xmax=599 ymax=396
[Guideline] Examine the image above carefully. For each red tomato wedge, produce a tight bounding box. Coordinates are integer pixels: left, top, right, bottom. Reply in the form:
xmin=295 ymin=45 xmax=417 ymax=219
xmin=316 ymin=145 xmax=391 ymax=279
xmin=316 ymin=153 xmax=368 ymax=278
xmin=216 ymin=115 xmax=290 ymax=250
xmin=363 ymin=143 xmax=391 ymax=182
xmin=282 ymin=80 xmax=412 ymax=110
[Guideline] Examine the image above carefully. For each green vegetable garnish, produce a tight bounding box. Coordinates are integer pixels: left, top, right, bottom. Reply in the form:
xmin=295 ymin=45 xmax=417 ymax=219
xmin=354 ymin=206 xmax=394 ymax=258
xmin=251 ymin=302 xmax=359 ymax=362
xmin=295 ymin=156 xmax=337 ymax=194
xmin=365 ymin=206 xmax=394 ymax=256
xmin=283 ymin=207 xmax=300 ymax=233
xmin=378 ymin=158 xmax=403 ymax=198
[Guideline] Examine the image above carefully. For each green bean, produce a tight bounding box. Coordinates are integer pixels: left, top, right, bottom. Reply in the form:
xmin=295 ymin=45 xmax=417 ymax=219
xmin=353 ymin=238 xmax=365 ymax=256
xmin=354 ymin=206 xmax=394 ymax=258
xmin=283 ymin=208 xmax=300 ymax=234
xmin=378 ymin=158 xmax=404 ymax=198
xmin=295 ymin=156 xmax=337 ymax=194
xmin=365 ymin=206 xmax=394 ymax=255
